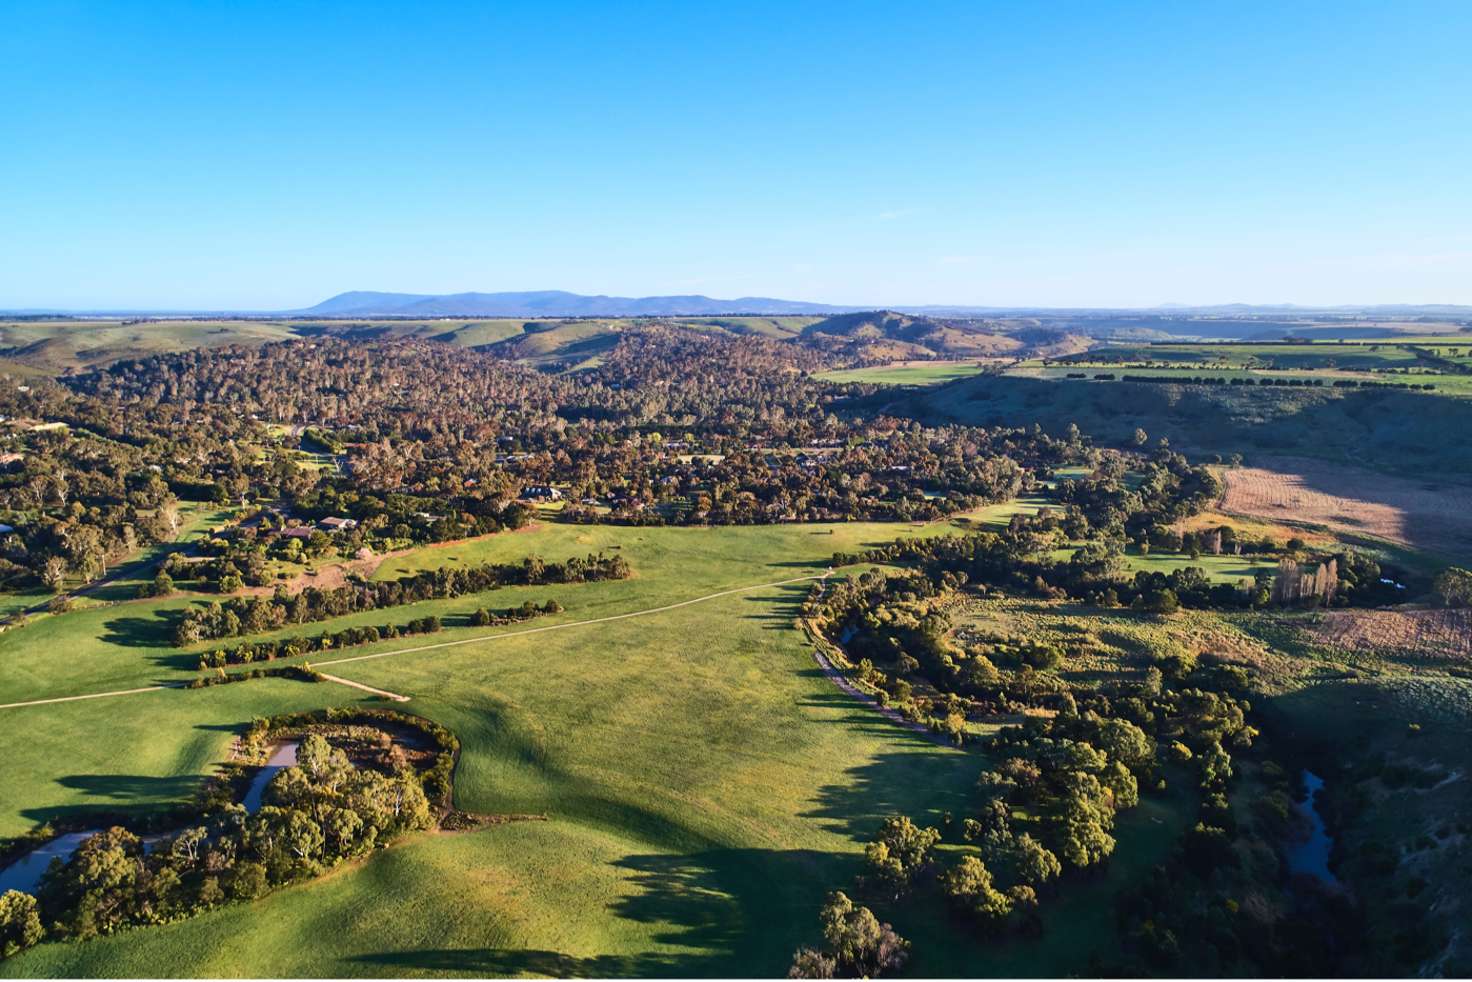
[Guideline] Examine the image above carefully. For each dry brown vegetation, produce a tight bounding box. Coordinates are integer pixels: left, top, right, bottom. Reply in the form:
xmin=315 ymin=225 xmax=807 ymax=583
xmin=1309 ymin=607 xmax=1472 ymax=663
xmin=1219 ymin=456 xmax=1472 ymax=557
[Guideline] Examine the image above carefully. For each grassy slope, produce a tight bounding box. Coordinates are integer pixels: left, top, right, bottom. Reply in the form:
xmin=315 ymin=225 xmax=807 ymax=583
xmin=890 ymin=373 xmax=1472 ymax=477
xmin=0 ymin=321 xmax=301 ymax=373
xmin=0 ymin=512 xmax=1192 ymax=977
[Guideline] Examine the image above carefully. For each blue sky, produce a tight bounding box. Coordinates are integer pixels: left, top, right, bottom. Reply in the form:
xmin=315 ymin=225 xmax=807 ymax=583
xmin=3 ymin=1 xmax=1470 ymax=310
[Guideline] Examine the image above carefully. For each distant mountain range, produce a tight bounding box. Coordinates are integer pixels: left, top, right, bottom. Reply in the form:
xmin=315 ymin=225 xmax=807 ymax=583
xmin=292 ymin=290 xmax=856 ymax=318
xmin=5 ymin=290 xmax=1472 ymax=321
xmin=293 ymin=292 xmax=1472 ymax=319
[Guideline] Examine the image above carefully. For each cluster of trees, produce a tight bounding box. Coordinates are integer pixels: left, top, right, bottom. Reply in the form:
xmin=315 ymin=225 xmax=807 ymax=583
xmin=186 ymin=664 xmax=323 ymax=689
xmin=1110 ymin=754 xmax=1358 ymax=975
xmin=789 ymin=647 xmax=1264 ymax=975
xmin=61 ymin=333 xmax=1082 ymax=531
xmin=470 ymin=598 xmax=562 ymax=625
xmin=0 ymin=891 xmax=42 ymax=959
xmin=0 ymin=426 xmax=183 ymax=592
xmin=831 ymin=515 xmax=1403 ymax=618
xmin=287 ymin=487 xmax=536 ymax=551
xmin=1432 ymin=567 xmax=1472 ymax=608
xmin=25 ymin=728 xmax=438 ymax=944
xmin=172 ymin=553 xmax=628 ymax=646
xmin=196 ymin=616 xmax=440 ymax=668
xmin=788 ymin=891 xmax=909 ymax=978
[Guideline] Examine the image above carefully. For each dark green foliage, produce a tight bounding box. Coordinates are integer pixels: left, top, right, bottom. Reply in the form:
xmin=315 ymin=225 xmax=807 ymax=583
xmin=0 ymin=890 xmax=44 ymax=959
xmin=174 ymin=554 xmax=627 ymax=646
xmin=35 ymin=714 xmax=449 ymax=942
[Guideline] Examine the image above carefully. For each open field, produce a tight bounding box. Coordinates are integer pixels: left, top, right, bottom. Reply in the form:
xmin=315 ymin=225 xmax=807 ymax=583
xmin=1012 ymin=362 xmax=1472 ymax=395
xmin=817 ymin=360 xmax=998 ymax=386
xmin=1217 ymin=457 xmax=1472 ymax=560
xmin=0 ymin=320 xmax=302 ymax=373
xmin=1307 ymin=607 xmax=1472 ymax=666
xmin=957 ymin=596 xmax=1274 ymax=682
xmin=1053 ymin=337 xmax=1472 ymax=369
xmin=0 ymin=510 xmax=1203 ymax=976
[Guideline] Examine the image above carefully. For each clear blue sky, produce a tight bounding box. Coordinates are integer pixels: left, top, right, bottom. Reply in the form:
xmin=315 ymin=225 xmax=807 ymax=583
xmin=3 ymin=1 xmax=1470 ymax=310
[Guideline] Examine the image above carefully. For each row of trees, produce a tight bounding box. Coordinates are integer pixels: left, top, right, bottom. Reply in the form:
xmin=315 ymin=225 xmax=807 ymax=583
xmin=196 ymin=599 xmax=564 ymax=668
xmin=172 ymin=553 xmax=628 ymax=646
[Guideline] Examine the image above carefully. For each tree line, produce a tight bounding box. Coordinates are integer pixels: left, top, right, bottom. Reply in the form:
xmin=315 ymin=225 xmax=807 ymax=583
xmin=172 ymin=553 xmax=627 ymax=646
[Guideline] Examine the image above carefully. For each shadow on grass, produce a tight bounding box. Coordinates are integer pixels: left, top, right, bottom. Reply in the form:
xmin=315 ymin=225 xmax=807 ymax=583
xmin=347 ymin=846 xmax=856 ymax=978
xmin=801 ymin=748 xmax=979 ymax=842
xmin=20 ymin=774 xmax=203 ymax=829
xmin=101 ymin=612 xmax=178 ymax=649
xmin=740 ymin=582 xmax=811 ymax=631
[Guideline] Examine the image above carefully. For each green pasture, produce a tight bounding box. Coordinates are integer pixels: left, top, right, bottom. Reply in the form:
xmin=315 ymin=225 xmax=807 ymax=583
xmin=817 ymin=360 xmax=995 ymax=386
xmin=0 ymin=508 xmax=1193 ymax=976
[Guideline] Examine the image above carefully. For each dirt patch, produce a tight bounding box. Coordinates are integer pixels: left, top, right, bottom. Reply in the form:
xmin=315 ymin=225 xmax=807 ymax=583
xmin=1219 ymin=456 xmax=1472 ymax=557
xmin=1309 ymin=607 xmax=1472 ymax=663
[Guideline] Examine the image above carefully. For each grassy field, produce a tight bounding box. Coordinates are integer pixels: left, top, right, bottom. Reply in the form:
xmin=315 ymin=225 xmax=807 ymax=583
xmin=0 ymin=506 xmax=1203 ymax=976
xmin=0 ymin=320 xmax=304 ymax=373
xmin=817 ymin=360 xmax=997 ymax=386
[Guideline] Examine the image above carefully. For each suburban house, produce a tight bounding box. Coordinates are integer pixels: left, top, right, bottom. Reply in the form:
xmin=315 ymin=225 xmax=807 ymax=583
xmin=282 ymin=526 xmax=315 ymax=540
xmin=319 ymin=516 xmax=359 ymax=531
xmin=520 ymin=485 xmax=563 ymax=502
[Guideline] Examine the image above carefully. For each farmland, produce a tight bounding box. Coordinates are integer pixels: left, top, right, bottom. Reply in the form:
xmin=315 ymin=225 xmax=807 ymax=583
xmin=1216 ymin=457 xmax=1472 ymax=561
xmin=817 ymin=360 xmax=998 ymax=387
xmin=1307 ymin=607 xmax=1472 ymax=666
xmin=0 ymin=511 xmax=1195 ymax=978
xmin=887 ymin=370 xmax=1472 ymax=478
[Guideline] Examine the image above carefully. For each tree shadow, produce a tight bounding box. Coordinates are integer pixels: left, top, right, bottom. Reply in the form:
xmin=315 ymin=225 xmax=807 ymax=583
xmin=20 ymin=773 xmax=203 ymax=829
xmin=100 ymin=612 xmax=177 ymax=649
xmin=345 ymin=846 xmax=854 ymax=978
xmin=344 ymin=948 xmax=655 ymax=978
xmin=801 ymin=750 xmax=979 ymax=841
xmin=740 ymin=583 xmax=810 ymax=631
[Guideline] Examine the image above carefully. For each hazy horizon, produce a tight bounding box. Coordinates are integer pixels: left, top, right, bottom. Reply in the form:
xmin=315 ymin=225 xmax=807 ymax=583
xmin=7 ymin=290 xmax=1472 ymax=317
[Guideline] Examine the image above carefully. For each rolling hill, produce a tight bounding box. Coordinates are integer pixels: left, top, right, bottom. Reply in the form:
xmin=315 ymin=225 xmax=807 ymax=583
xmin=797 ymin=310 xmax=1025 ymax=361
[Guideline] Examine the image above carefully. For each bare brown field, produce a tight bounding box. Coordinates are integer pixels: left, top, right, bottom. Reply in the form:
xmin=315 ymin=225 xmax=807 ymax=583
xmin=1310 ymin=607 xmax=1472 ymax=663
xmin=1219 ymin=456 xmax=1472 ymax=557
